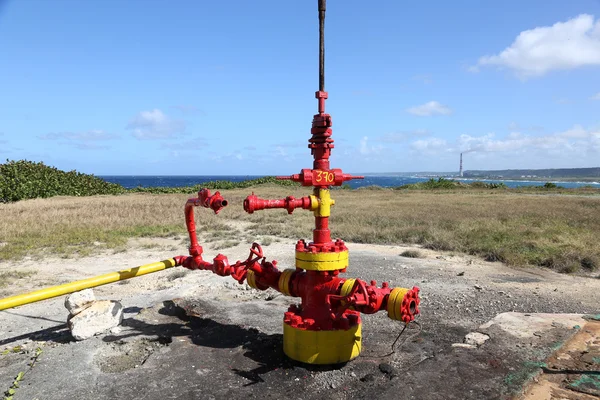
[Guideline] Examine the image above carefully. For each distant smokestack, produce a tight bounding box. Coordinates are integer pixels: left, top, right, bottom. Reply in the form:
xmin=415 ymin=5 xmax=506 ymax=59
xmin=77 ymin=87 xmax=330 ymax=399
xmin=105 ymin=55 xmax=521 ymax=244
xmin=459 ymin=153 xmax=463 ymax=177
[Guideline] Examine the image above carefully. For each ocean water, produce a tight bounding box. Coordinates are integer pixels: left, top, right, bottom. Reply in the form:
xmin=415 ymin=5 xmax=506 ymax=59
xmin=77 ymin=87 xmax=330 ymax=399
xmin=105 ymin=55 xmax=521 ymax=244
xmin=99 ymin=175 xmax=600 ymax=189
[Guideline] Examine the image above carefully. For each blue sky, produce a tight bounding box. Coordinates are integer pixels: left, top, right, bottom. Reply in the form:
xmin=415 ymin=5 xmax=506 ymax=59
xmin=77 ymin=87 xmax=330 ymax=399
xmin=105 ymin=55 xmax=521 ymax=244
xmin=1 ymin=0 xmax=599 ymax=175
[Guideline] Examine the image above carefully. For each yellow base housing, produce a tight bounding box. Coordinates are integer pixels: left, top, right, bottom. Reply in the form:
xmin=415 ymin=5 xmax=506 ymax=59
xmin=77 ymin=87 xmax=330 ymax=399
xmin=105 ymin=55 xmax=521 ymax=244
xmin=295 ymin=250 xmax=349 ymax=271
xmin=283 ymin=322 xmax=362 ymax=364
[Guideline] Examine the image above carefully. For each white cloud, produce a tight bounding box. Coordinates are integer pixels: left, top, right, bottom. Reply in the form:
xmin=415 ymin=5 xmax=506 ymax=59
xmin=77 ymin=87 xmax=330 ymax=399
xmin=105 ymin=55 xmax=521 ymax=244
xmin=359 ymin=136 xmax=384 ymax=155
xmin=406 ymin=101 xmax=452 ymax=116
xmin=127 ymin=109 xmax=185 ymax=139
xmin=410 ymin=137 xmax=448 ymax=154
xmin=448 ymin=125 xmax=598 ymax=155
xmin=404 ymin=124 xmax=600 ymax=169
xmin=591 ymin=92 xmax=600 ymax=100
xmin=473 ymin=14 xmax=600 ymax=78
xmin=559 ymin=125 xmax=589 ymax=139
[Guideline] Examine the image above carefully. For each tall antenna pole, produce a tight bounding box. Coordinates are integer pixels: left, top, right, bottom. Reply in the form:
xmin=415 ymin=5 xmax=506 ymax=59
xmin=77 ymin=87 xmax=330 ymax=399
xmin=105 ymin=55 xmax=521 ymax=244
xmin=318 ymin=0 xmax=326 ymax=92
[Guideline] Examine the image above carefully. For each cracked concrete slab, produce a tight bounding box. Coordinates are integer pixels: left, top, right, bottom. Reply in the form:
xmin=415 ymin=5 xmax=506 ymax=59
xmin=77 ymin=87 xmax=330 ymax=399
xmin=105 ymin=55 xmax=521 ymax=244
xmin=1 ymin=243 xmax=600 ymax=399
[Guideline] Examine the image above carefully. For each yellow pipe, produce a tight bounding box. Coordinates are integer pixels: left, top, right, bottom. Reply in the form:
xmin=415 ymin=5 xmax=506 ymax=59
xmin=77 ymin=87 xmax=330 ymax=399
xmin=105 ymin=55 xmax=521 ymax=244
xmin=0 ymin=258 xmax=179 ymax=311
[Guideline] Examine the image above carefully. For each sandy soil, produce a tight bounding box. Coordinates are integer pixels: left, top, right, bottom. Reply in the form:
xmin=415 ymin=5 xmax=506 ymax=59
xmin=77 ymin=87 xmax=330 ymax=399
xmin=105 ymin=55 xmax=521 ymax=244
xmin=1 ymin=236 xmax=600 ymax=399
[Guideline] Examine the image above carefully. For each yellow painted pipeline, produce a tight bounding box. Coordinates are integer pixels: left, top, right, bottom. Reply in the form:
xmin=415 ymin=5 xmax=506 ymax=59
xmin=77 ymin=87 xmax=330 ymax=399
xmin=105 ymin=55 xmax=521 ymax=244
xmin=0 ymin=258 xmax=180 ymax=311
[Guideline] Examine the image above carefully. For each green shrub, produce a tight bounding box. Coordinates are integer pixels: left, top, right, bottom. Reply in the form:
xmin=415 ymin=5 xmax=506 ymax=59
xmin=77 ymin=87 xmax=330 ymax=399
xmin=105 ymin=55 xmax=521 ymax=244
xmin=0 ymin=159 xmax=125 ymax=202
xmin=0 ymin=160 xmax=301 ymax=202
xmin=127 ymin=176 xmax=298 ymax=194
xmin=398 ymin=177 xmax=459 ymax=190
xmin=467 ymin=181 xmax=507 ymax=189
xmin=399 ymin=249 xmax=423 ymax=258
xmin=543 ymin=182 xmax=558 ymax=189
xmin=469 ymin=181 xmax=488 ymax=189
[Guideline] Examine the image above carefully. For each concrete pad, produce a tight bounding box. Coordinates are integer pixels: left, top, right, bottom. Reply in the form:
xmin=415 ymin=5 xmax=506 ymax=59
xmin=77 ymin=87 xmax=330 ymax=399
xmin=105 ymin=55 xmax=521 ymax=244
xmin=2 ymin=248 xmax=600 ymax=399
xmin=520 ymin=319 xmax=600 ymax=399
xmin=479 ymin=312 xmax=586 ymax=339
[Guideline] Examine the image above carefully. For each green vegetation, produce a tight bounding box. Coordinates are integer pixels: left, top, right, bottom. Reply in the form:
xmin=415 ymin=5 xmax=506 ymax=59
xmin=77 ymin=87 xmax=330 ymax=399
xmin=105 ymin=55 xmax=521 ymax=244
xmin=399 ymin=177 xmax=460 ymax=189
xmin=399 ymin=250 xmax=423 ymax=258
xmin=0 ymin=160 xmax=124 ymax=203
xmin=3 ymin=187 xmax=597 ymax=274
xmin=2 ymin=160 xmax=596 ymax=204
xmin=0 ymin=159 xmax=298 ymax=203
xmin=2 ymin=346 xmax=42 ymax=400
xmin=3 ymin=371 xmax=23 ymax=400
xmin=1 ymin=160 xmax=600 ymax=274
xmin=465 ymin=167 xmax=600 ymax=180
xmin=397 ymin=178 xmax=508 ymax=190
xmin=128 ymin=176 xmax=298 ymax=194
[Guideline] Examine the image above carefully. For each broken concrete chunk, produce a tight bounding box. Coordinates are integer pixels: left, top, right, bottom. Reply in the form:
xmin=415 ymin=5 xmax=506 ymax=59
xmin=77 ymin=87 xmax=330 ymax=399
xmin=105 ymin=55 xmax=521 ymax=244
xmin=65 ymin=289 xmax=96 ymax=316
xmin=68 ymin=300 xmax=123 ymax=341
xmin=465 ymin=332 xmax=490 ymax=346
xmin=452 ymin=343 xmax=476 ymax=349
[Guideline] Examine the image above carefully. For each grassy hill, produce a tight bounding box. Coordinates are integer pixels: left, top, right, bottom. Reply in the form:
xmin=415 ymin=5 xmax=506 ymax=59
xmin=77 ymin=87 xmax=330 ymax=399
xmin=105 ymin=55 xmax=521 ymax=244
xmin=464 ymin=167 xmax=600 ymax=180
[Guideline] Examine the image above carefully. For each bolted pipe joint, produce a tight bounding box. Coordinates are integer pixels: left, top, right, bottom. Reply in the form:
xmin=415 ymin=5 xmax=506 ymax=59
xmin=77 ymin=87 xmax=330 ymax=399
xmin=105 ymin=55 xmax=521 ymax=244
xmin=387 ymin=286 xmax=420 ymax=324
xmin=212 ymin=254 xmax=231 ymax=276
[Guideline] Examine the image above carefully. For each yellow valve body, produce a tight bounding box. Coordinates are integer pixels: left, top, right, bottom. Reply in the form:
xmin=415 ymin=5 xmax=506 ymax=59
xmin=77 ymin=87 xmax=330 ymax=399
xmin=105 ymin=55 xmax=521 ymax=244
xmin=278 ymin=268 xmax=296 ymax=296
xmin=246 ymin=270 xmax=262 ymax=290
xmin=340 ymin=278 xmax=356 ymax=297
xmin=313 ymin=189 xmax=334 ymax=217
xmin=387 ymin=287 xmax=410 ymax=321
xmin=283 ymin=322 xmax=362 ymax=364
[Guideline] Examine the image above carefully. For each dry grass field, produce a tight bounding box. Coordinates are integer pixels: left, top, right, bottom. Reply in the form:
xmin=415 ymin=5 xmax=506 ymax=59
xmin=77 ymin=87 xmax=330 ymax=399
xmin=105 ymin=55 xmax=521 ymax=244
xmin=1 ymin=186 xmax=599 ymax=273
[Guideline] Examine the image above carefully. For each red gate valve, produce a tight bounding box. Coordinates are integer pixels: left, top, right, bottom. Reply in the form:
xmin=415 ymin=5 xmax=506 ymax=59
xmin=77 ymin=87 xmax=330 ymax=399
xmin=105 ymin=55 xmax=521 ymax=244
xmin=198 ymin=189 xmax=228 ymax=214
xmin=244 ymin=193 xmax=313 ymax=214
xmin=277 ymin=168 xmax=364 ymax=187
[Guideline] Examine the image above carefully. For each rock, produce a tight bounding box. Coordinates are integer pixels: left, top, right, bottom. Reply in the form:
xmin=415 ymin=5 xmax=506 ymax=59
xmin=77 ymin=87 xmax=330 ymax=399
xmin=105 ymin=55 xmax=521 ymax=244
xmin=378 ymin=362 xmax=396 ymax=376
xmin=457 ymin=271 xmax=465 ymax=276
xmin=474 ymin=285 xmax=483 ymax=291
xmin=64 ymin=289 xmax=96 ymax=316
xmin=452 ymin=343 xmax=476 ymax=349
xmin=68 ymin=300 xmax=123 ymax=340
xmin=464 ymin=332 xmax=490 ymax=346
xmin=360 ymin=373 xmax=376 ymax=382
xmin=110 ymin=326 xmax=123 ymax=335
